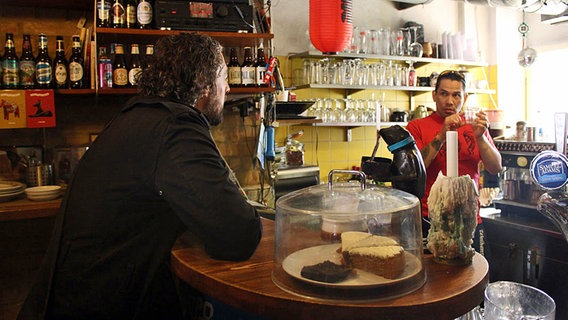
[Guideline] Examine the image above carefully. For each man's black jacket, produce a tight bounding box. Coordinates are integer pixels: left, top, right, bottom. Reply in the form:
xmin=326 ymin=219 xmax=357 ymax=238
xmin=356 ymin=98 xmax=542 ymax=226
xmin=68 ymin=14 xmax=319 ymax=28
xmin=17 ymin=96 xmax=262 ymax=319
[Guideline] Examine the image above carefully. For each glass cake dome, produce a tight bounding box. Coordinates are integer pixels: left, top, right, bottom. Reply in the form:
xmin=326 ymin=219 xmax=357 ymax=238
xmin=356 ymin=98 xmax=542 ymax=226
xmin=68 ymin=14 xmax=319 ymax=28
xmin=272 ymin=170 xmax=426 ymax=301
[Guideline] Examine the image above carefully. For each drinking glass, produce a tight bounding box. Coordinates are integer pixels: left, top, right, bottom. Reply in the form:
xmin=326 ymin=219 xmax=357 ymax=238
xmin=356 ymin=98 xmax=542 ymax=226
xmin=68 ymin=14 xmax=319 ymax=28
xmin=345 ymin=99 xmax=358 ymax=123
xmin=378 ymin=27 xmax=391 ymax=55
xmin=368 ymin=30 xmax=378 ymax=54
xmin=329 ymin=62 xmax=340 ymax=85
xmin=464 ymin=106 xmax=480 ymax=124
xmin=322 ymin=98 xmax=333 ymax=123
xmin=408 ymin=26 xmax=423 ymax=58
xmin=395 ymin=29 xmax=405 ymax=56
xmin=347 ymin=26 xmax=359 ymax=53
xmin=357 ymin=30 xmax=368 ymax=54
xmin=302 ymin=59 xmax=311 ymax=84
xmin=484 ymin=281 xmax=556 ymax=320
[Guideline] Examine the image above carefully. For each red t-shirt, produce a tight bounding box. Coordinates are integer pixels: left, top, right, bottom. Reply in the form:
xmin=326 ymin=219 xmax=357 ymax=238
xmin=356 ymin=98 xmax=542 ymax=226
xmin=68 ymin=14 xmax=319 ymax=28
xmin=406 ymin=113 xmax=495 ymax=223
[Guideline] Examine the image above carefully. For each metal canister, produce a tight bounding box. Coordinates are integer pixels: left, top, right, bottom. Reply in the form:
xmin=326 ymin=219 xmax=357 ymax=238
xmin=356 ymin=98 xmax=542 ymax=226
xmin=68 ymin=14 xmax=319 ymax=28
xmin=27 ymin=164 xmax=53 ymax=187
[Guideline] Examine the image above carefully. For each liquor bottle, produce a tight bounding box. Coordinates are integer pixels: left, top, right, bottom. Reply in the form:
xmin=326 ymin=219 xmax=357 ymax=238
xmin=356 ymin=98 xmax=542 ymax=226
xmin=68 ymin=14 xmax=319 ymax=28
xmin=227 ymin=47 xmax=241 ymax=87
xmin=98 ymin=46 xmax=113 ymax=88
xmin=97 ymin=0 xmax=111 ymax=27
xmin=407 ymin=61 xmax=417 ymax=87
xmin=144 ymin=44 xmax=153 ymax=69
xmin=35 ymin=33 xmax=53 ymax=89
xmin=2 ymin=33 xmax=19 ymax=88
xmin=137 ymin=0 xmax=153 ymax=29
xmin=19 ymin=34 xmax=36 ymax=89
xmin=112 ymin=44 xmax=128 ymax=88
xmin=53 ymin=36 xmax=68 ymax=89
xmin=255 ymin=47 xmax=267 ymax=87
xmin=69 ymin=35 xmax=85 ymax=89
xmin=125 ymin=0 xmax=137 ymax=29
xmin=112 ymin=0 xmax=125 ymax=28
xmin=128 ymin=43 xmax=142 ymax=86
xmin=241 ymin=47 xmax=255 ymax=87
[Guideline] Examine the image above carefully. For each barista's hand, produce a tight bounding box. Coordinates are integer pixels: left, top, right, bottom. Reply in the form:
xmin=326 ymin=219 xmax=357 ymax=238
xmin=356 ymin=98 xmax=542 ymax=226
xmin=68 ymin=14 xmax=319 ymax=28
xmin=470 ymin=110 xmax=490 ymax=138
xmin=437 ymin=114 xmax=463 ymax=142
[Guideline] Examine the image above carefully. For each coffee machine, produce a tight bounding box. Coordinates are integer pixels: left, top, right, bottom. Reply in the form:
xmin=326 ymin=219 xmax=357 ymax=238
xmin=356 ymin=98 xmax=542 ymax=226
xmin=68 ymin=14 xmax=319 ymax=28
xmin=483 ymin=140 xmax=568 ymax=319
xmin=497 ymin=140 xmax=556 ymax=207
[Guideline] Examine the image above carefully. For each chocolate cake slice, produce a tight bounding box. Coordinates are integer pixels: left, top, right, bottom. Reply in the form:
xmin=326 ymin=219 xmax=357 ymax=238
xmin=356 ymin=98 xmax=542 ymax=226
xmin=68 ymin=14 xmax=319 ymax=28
xmin=300 ymin=260 xmax=353 ymax=283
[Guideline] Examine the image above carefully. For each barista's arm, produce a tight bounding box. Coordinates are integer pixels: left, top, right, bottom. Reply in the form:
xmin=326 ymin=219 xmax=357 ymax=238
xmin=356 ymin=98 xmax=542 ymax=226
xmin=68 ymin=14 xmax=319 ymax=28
xmin=471 ymin=110 xmax=502 ymax=175
xmin=477 ymin=131 xmax=502 ymax=175
xmin=420 ymin=134 xmax=444 ymax=168
xmin=408 ymin=114 xmax=460 ymax=168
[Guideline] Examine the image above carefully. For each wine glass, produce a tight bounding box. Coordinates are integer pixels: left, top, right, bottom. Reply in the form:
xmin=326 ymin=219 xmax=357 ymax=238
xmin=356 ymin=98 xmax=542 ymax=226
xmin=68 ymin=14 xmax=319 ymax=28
xmin=408 ymin=26 xmax=423 ymax=58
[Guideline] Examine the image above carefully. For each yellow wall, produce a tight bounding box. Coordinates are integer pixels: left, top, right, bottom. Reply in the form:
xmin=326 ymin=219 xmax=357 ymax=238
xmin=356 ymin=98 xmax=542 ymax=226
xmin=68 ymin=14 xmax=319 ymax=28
xmin=276 ymin=56 xmax=497 ymax=182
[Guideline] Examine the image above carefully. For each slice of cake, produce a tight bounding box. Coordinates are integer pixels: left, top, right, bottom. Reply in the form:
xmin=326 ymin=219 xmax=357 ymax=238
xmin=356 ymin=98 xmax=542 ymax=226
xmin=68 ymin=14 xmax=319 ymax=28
xmin=300 ymin=260 xmax=353 ymax=283
xmin=340 ymin=231 xmax=405 ymax=279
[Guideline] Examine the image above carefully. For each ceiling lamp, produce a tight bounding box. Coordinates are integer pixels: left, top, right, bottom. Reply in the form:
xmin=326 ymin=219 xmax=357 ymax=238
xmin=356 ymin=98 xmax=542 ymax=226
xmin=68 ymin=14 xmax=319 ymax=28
xmin=517 ymin=12 xmax=538 ymax=67
xmin=309 ymin=0 xmax=353 ymax=54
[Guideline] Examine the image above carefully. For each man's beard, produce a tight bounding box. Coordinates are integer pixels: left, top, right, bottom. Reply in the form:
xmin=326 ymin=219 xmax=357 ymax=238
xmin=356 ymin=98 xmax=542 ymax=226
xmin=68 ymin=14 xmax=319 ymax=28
xmin=202 ymin=94 xmax=224 ymax=126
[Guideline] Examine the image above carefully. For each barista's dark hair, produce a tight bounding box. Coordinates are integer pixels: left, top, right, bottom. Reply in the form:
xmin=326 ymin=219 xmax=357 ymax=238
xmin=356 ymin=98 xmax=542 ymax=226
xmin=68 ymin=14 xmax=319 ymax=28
xmin=137 ymin=33 xmax=224 ymax=106
xmin=435 ymin=70 xmax=467 ymax=93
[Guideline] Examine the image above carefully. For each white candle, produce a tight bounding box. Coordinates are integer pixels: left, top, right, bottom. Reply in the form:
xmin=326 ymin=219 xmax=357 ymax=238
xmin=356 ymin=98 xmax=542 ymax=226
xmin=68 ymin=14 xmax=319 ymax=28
xmin=446 ymin=131 xmax=458 ymax=177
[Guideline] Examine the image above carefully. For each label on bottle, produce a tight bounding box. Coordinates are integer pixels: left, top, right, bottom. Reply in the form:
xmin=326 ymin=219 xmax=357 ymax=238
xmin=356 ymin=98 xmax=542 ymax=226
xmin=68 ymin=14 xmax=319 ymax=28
xmin=126 ymin=3 xmax=136 ymax=26
xmin=99 ymin=59 xmax=113 ymax=88
xmin=54 ymin=63 xmax=68 ymax=85
xmin=69 ymin=61 xmax=84 ymax=82
xmin=36 ymin=62 xmax=52 ymax=85
xmin=128 ymin=67 xmax=141 ymax=85
xmin=241 ymin=66 xmax=255 ymax=86
xmin=113 ymin=68 xmax=128 ymax=86
xmin=19 ymin=60 xmax=36 ymax=86
xmin=255 ymin=65 xmax=266 ymax=86
xmin=98 ymin=0 xmax=110 ymax=21
xmin=112 ymin=2 xmax=125 ymax=24
xmin=137 ymin=1 xmax=153 ymax=25
xmin=2 ymin=59 xmax=19 ymax=86
xmin=228 ymin=66 xmax=241 ymax=85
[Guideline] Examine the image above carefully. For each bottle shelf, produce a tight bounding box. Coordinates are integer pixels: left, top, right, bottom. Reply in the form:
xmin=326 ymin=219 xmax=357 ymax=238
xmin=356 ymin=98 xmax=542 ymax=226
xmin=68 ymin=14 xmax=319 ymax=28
xmin=95 ymin=28 xmax=273 ymax=48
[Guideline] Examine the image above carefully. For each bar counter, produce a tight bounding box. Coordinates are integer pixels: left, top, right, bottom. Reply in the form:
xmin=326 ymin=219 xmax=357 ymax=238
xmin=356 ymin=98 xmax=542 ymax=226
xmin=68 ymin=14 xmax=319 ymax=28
xmin=171 ymin=218 xmax=489 ymax=320
xmin=0 ymin=196 xmax=61 ymax=221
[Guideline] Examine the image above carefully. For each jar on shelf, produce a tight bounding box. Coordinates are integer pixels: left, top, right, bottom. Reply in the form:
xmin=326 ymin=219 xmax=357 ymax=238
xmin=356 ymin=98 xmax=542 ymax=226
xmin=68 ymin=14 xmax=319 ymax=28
xmin=285 ymin=137 xmax=304 ymax=167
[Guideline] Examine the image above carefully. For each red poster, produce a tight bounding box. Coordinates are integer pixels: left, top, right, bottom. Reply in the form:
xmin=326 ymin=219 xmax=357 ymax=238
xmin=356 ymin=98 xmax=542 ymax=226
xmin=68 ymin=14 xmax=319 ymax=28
xmin=25 ymin=90 xmax=56 ymax=128
xmin=0 ymin=90 xmax=27 ymax=129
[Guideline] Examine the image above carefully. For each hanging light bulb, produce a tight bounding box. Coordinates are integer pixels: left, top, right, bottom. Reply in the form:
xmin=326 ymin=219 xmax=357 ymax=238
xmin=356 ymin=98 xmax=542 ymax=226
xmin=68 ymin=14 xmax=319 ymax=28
xmin=517 ymin=12 xmax=537 ymax=68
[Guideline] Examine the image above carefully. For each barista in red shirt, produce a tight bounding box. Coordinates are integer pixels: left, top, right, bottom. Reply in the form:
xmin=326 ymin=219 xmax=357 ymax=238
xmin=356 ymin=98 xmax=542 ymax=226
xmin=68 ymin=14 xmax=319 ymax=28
xmin=406 ymin=70 xmax=502 ymax=250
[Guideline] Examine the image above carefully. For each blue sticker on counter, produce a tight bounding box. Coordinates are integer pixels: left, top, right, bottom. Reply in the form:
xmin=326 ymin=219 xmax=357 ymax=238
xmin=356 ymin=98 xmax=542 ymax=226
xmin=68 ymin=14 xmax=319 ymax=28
xmin=530 ymin=150 xmax=568 ymax=190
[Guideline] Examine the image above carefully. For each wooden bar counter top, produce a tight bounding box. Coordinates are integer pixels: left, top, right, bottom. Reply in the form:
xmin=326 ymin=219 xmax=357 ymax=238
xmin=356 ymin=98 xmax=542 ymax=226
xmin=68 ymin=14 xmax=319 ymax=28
xmin=0 ymin=197 xmax=61 ymax=221
xmin=171 ymin=218 xmax=489 ymax=320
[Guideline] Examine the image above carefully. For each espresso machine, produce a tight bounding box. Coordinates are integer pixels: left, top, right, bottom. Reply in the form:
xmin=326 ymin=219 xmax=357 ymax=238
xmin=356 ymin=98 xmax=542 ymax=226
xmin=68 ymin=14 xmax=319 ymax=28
xmin=483 ymin=138 xmax=568 ymax=319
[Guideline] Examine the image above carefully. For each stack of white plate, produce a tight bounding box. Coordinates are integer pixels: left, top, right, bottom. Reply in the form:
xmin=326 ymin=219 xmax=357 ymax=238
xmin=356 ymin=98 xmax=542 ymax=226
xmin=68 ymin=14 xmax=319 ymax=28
xmin=24 ymin=185 xmax=62 ymax=201
xmin=0 ymin=181 xmax=26 ymax=202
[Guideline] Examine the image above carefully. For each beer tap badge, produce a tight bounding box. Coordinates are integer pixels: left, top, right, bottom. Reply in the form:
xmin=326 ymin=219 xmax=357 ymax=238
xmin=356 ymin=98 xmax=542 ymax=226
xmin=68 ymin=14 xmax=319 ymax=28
xmin=530 ymin=150 xmax=568 ymax=190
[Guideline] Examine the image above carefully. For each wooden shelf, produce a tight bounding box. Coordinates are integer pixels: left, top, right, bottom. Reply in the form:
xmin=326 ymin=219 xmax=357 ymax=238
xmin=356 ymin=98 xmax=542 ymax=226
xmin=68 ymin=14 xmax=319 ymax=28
xmin=0 ymin=0 xmax=91 ymax=10
xmin=55 ymin=89 xmax=96 ymax=95
xmin=96 ymin=28 xmax=273 ymax=48
xmin=0 ymin=197 xmax=61 ymax=222
xmin=96 ymin=87 xmax=273 ymax=95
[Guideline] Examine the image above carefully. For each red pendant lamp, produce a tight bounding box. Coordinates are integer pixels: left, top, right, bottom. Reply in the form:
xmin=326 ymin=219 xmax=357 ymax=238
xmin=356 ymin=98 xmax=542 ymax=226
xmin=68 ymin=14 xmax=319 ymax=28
xmin=309 ymin=0 xmax=353 ymax=54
